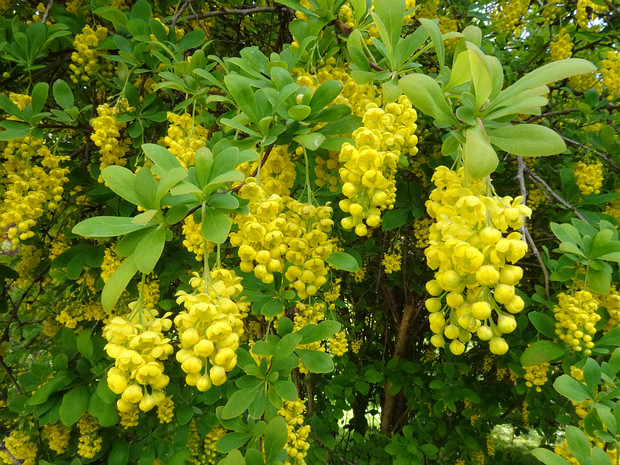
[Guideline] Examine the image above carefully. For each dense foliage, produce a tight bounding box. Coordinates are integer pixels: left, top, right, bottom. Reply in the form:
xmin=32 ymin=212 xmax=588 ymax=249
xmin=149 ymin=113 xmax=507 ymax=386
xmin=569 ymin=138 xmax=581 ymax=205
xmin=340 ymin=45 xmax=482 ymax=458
xmin=0 ymin=1 xmax=619 ymax=465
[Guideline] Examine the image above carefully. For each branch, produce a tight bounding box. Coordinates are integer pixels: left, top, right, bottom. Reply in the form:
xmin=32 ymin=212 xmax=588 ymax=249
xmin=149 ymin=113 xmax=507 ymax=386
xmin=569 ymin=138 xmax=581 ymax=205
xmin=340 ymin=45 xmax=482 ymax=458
xmin=169 ymin=0 xmax=193 ymax=27
xmin=523 ymin=165 xmax=589 ymax=223
xmin=516 ymin=156 xmax=550 ymax=299
xmin=561 ymin=135 xmax=620 ymax=174
xmin=333 ymin=19 xmax=385 ymax=72
xmin=181 ymin=6 xmax=282 ymax=22
xmin=603 ymin=0 xmax=620 ymax=17
xmin=40 ymin=0 xmax=55 ymax=23
xmin=0 ymin=358 xmax=23 ymax=396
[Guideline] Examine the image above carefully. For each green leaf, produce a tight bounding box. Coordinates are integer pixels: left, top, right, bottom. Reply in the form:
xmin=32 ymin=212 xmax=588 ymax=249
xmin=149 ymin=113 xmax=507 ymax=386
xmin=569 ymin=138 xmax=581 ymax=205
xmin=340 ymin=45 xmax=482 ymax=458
xmin=382 ymin=209 xmax=409 ymax=231
xmin=274 ymin=333 xmax=303 ymax=358
xmin=587 ymin=268 xmax=611 ymax=294
xmin=591 ymin=447 xmax=613 ymax=465
xmin=553 ymin=375 xmax=592 ymax=403
xmin=326 ymin=251 xmax=359 ymax=272
xmin=224 ymin=74 xmax=259 ymax=123
xmin=77 ymin=328 xmax=94 ymax=360
xmin=528 ymin=312 xmax=557 ymax=339
xmin=463 ymin=126 xmax=498 ymax=178
xmin=565 ymin=426 xmax=591 ymax=464
xmin=101 ymin=166 xmax=144 ymax=207
xmin=531 ymin=448 xmax=571 ymax=465
xmin=296 ymin=349 xmax=334 ymax=373
xmin=156 ymin=167 xmax=187 ymax=202
xmin=108 ymin=440 xmax=130 ymax=465
xmin=264 ymin=416 xmax=288 ymax=463
xmin=59 ymin=385 xmax=89 ymax=426
xmin=201 ymin=208 xmax=231 ymax=244
xmin=467 ymin=45 xmax=492 ymax=109
xmin=134 ymin=227 xmax=166 ymax=273
xmin=72 ymin=217 xmax=148 ymax=237
xmin=221 ymin=387 xmax=261 ymax=420
xmin=596 ymin=326 xmax=620 ymax=348
xmin=216 ymin=432 xmax=252 ymax=453
xmin=88 ymin=392 xmax=119 ymax=427
xmin=94 ymin=7 xmax=128 ymax=29
xmin=102 ymin=255 xmax=138 ymax=311
xmin=399 ymin=73 xmax=456 ymax=125
xmin=293 ymin=133 xmax=325 ymax=151
xmin=31 ymin=81 xmax=49 ymax=115
xmin=178 ymin=30 xmax=206 ymax=50
xmin=298 ymin=320 xmax=341 ymax=344
xmin=28 ymin=373 xmax=73 ymax=406
xmin=143 ymin=143 xmax=183 ymax=172
xmin=487 ymin=125 xmax=566 ymax=157
xmin=195 ymin=148 xmax=214 ymax=187
xmin=309 ymin=80 xmax=343 ymax=112
xmin=53 ymin=79 xmax=74 ymax=110
xmin=521 ymin=341 xmax=565 ymax=366
xmin=420 ymin=18 xmax=445 ymax=70
xmin=273 ymin=380 xmax=298 ymax=401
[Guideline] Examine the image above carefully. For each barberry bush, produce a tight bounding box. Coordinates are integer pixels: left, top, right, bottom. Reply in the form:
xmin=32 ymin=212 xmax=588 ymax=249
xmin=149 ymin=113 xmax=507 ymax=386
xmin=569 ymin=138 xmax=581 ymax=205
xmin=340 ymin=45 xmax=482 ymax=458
xmin=0 ymin=1 xmax=619 ymax=465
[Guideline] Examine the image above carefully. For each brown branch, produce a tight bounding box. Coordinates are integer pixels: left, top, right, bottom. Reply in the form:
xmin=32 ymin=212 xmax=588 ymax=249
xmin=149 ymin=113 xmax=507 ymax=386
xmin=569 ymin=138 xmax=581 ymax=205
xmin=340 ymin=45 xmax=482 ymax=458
xmin=603 ymin=0 xmax=620 ymax=17
xmin=40 ymin=0 xmax=55 ymax=23
xmin=523 ymin=165 xmax=589 ymax=223
xmin=169 ymin=0 xmax=193 ymax=27
xmin=380 ymin=304 xmax=415 ymax=435
xmin=516 ymin=156 xmax=550 ymax=299
xmin=0 ymin=358 xmax=23 ymax=396
xmin=181 ymin=6 xmax=282 ymax=22
xmin=561 ymin=135 xmax=620 ymax=174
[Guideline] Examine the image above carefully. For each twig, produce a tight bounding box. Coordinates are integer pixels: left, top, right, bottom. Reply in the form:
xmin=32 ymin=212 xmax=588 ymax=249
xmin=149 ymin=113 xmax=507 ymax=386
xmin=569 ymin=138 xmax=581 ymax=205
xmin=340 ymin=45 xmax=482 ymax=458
xmin=169 ymin=0 xmax=193 ymax=27
xmin=333 ymin=19 xmax=386 ymax=72
xmin=516 ymin=157 xmax=551 ymax=300
xmin=181 ymin=6 xmax=282 ymax=21
xmin=40 ymin=0 xmax=54 ymax=23
xmin=523 ymin=165 xmax=589 ymax=223
xmin=603 ymin=0 xmax=620 ymax=17
xmin=0 ymin=358 xmax=23 ymax=396
xmin=561 ymin=135 xmax=620 ymax=174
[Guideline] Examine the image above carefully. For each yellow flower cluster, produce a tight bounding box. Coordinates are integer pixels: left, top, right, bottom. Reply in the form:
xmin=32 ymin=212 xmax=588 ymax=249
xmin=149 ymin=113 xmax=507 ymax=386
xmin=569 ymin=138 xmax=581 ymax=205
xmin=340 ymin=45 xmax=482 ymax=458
xmin=338 ymin=0 xmax=416 ymax=41
xmin=550 ymin=28 xmax=573 ymax=61
xmin=486 ymin=435 xmax=495 ymax=456
xmin=576 ymin=0 xmax=606 ymax=30
xmin=523 ymin=362 xmax=549 ymax=392
xmin=574 ymin=161 xmax=603 ymax=195
xmin=414 ymin=217 xmax=433 ymax=248
xmin=568 ymin=71 xmax=601 ymax=92
xmin=175 ymin=269 xmax=246 ymax=391
xmin=339 ymin=97 xmax=418 ymax=236
xmin=382 ymin=248 xmax=402 ymax=274
xmin=600 ymin=287 xmax=620 ymax=333
xmin=539 ymin=1 xmax=562 ymax=25
xmin=14 ymin=245 xmax=41 ymax=288
xmin=526 ymin=187 xmax=546 ymax=211
xmin=601 ymin=51 xmax=620 ymax=96
xmin=0 ymin=132 xmax=69 ymax=247
xmin=278 ymin=399 xmax=311 ymax=465
xmin=43 ymin=423 xmax=71 ymax=454
xmin=522 ymin=400 xmax=530 ymax=428
xmin=353 ymin=265 xmax=366 ymax=282
xmin=415 ymin=0 xmax=439 ymax=20
xmin=570 ymin=365 xmax=584 ymax=380
xmin=157 ymin=395 xmax=175 ymax=424
xmin=161 ymin=112 xmax=209 ymax=168
xmin=603 ymin=193 xmax=620 ymax=222
xmin=143 ymin=279 xmax=160 ymax=309
xmin=77 ymin=413 xmax=102 ymax=458
xmin=350 ymin=339 xmax=362 ymax=354
xmin=103 ymin=307 xmax=174 ymax=412
xmin=294 ymin=58 xmax=381 ymax=117
xmin=0 ymin=431 xmax=37 ymax=465
xmin=491 ymin=0 xmax=530 ymax=36
xmin=202 ymin=425 xmax=226 ymax=465
xmin=438 ymin=17 xmax=460 ymax=49
xmin=231 ymin=181 xmax=334 ymax=299
xmin=181 ymin=215 xmax=215 ymax=262
xmin=328 ymin=330 xmax=348 ymax=356
xmin=100 ymin=246 xmax=122 ymax=282
xmin=472 ymin=451 xmax=485 ymax=465
xmin=118 ymin=405 xmax=139 ymax=428
xmin=237 ymin=145 xmax=296 ymax=197
xmin=483 ymin=354 xmax=494 ymax=372
xmin=69 ymin=25 xmax=108 ymax=84
xmin=314 ymin=150 xmax=340 ymax=193
xmin=424 ymin=166 xmax=531 ymax=355
xmin=292 ymin=301 xmax=327 ymax=373
xmin=91 ymin=103 xmax=130 ymax=176
xmin=554 ymin=291 xmax=599 ymax=355
xmin=56 ymin=301 xmax=106 ymax=329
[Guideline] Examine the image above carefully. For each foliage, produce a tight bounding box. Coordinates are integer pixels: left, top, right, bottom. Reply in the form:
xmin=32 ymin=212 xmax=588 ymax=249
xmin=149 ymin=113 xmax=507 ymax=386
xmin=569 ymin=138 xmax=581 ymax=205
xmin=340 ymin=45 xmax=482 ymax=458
xmin=0 ymin=1 xmax=619 ymax=465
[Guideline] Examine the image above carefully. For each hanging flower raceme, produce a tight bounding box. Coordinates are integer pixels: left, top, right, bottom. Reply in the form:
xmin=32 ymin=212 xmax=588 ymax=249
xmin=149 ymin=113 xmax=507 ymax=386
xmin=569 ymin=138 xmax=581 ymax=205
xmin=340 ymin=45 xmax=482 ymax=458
xmin=103 ymin=306 xmax=174 ymax=413
xmin=424 ymin=166 xmax=531 ymax=355
xmin=174 ymin=268 xmax=247 ymax=391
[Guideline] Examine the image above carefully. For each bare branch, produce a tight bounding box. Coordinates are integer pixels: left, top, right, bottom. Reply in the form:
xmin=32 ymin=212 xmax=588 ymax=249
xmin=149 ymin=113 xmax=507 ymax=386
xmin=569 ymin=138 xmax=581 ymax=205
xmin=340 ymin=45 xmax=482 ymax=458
xmin=40 ymin=0 xmax=55 ymax=23
xmin=169 ymin=0 xmax=193 ymax=27
xmin=0 ymin=358 xmax=23 ymax=396
xmin=523 ymin=165 xmax=589 ymax=223
xmin=180 ymin=6 xmax=282 ymax=22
